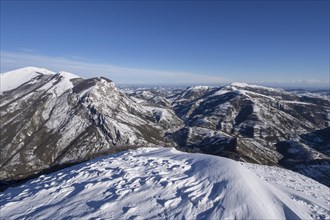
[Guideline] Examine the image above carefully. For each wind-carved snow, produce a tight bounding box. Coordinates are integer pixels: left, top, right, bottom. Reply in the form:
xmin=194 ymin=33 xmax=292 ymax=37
xmin=0 ymin=67 xmax=55 ymax=94
xmin=1 ymin=148 xmax=329 ymax=220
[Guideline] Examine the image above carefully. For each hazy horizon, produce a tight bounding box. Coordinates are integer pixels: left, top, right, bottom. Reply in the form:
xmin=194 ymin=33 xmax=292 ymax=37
xmin=1 ymin=65 xmax=329 ymax=90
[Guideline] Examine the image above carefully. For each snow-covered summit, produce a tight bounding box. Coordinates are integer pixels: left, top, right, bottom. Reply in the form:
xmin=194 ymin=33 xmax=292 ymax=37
xmin=1 ymin=66 xmax=56 ymax=76
xmin=0 ymin=67 xmax=171 ymax=182
xmin=174 ymin=85 xmax=213 ymax=103
xmin=229 ymin=82 xmax=283 ymax=92
xmin=1 ymin=147 xmax=329 ymax=219
xmin=188 ymin=85 xmax=211 ymax=90
xmin=0 ymin=67 xmax=82 ymax=95
xmin=0 ymin=67 xmax=55 ymax=94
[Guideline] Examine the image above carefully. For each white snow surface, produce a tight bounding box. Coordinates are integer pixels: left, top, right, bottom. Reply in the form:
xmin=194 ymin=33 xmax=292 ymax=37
xmin=210 ymin=89 xmax=230 ymax=97
xmin=0 ymin=67 xmax=55 ymax=94
xmin=190 ymin=85 xmax=211 ymax=90
xmin=37 ymin=71 xmax=80 ymax=97
xmin=1 ymin=147 xmax=329 ymax=220
xmin=57 ymin=71 xmax=81 ymax=80
xmin=230 ymin=82 xmax=282 ymax=92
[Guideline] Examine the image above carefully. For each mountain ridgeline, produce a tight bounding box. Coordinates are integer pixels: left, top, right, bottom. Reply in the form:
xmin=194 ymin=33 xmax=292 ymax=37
xmin=1 ymin=67 xmax=329 ymax=187
xmin=0 ymin=67 xmax=173 ymax=184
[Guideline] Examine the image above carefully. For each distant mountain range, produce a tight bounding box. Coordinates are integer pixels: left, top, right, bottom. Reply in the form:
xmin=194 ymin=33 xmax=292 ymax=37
xmin=1 ymin=67 xmax=329 ymax=187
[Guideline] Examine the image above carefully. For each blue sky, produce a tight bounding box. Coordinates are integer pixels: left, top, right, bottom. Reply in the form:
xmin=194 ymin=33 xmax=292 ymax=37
xmin=1 ymin=1 xmax=329 ymax=87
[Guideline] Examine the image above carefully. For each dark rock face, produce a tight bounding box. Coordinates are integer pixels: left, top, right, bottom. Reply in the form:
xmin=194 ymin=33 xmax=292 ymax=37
xmin=300 ymin=128 xmax=330 ymax=155
xmin=168 ymin=126 xmax=237 ymax=156
xmin=276 ymin=128 xmax=330 ymax=186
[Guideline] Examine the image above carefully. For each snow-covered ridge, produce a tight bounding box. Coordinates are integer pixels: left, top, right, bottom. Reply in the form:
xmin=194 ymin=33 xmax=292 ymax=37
xmin=0 ymin=67 xmax=55 ymax=94
xmin=174 ymin=86 xmax=212 ymax=103
xmin=37 ymin=71 xmax=81 ymax=97
xmin=1 ymin=147 xmax=329 ymax=219
xmin=58 ymin=71 xmax=81 ymax=80
xmin=0 ymin=67 xmax=171 ymax=182
xmin=188 ymin=85 xmax=211 ymax=90
xmin=0 ymin=67 xmax=81 ymax=95
xmin=230 ymin=82 xmax=283 ymax=92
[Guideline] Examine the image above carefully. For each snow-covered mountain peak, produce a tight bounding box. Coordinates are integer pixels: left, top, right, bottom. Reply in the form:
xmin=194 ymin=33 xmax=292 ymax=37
xmin=4 ymin=66 xmax=56 ymax=75
xmin=0 ymin=67 xmax=173 ymax=181
xmin=229 ymin=82 xmax=283 ymax=92
xmin=0 ymin=67 xmax=114 ymax=98
xmin=230 ymin=82 xmax=249 ymax=87
xmin=187 ymin=85 xmax=211 ymax=91
xmin=75 ymin=77 xmax=117 ymax=97
xmin=0 ymin=67 xmax=56 ymax=94
xmin=96 ymin=76 xmax=115 ymax=87
xmin=174 ymin=86 xmax=213 ymax=103
xmin=181 ymin=86 xmax=212 ymax=97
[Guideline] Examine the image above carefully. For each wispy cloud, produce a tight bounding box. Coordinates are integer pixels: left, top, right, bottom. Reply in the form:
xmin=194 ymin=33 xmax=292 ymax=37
xmin=1 ymin=50 xmax=327 ymax=87
xmin=0 ymin=50 xmax=227 ymax=85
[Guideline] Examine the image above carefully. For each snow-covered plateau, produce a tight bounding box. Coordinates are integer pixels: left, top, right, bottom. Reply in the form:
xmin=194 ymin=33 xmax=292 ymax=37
xmin=1 ymin=147 xmax=329 ymax=220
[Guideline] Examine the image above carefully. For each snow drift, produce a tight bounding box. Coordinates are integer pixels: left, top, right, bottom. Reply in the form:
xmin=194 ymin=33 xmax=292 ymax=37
xmin=1 ymin=148 xmax=329 ymax=219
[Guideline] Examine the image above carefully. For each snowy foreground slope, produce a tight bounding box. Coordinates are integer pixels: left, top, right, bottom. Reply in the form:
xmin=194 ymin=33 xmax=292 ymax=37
xmin=1 ymin=148 xmax=329 ymax=219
